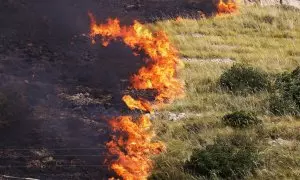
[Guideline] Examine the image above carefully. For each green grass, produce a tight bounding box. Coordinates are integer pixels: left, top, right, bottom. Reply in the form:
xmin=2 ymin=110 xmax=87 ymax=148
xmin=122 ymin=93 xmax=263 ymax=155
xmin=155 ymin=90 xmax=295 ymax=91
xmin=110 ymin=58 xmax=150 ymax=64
xmin=151 ymin=5 xmax=300 ymax=72
xmin=149 ymin=5 xmax=300 ymax=180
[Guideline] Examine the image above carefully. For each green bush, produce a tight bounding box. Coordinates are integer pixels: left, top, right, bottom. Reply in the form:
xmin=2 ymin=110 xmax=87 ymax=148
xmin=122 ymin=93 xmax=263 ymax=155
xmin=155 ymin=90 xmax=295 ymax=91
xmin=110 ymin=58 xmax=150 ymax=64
xmin=220 ymin=64 xmax=270 ymax=94
xmin=184 ymin=134 xmax=259 ymax=179
xmin=270 ymin=67 xmax=300 ymax=115
xmin=276 ymin=67 xmax=300 ymax=106
xmin=222 ymin=111 xmax=261 ymax=128
xmin=269 ymin=94 xmax=299 ymax=116
xmin=0 ymin=88 xmax=29 ymax=128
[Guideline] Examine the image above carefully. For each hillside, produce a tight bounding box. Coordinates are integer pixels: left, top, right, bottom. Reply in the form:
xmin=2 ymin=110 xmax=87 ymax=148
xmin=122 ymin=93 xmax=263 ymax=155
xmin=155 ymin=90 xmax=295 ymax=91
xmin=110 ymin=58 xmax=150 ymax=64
xmin=0 ymin=1 xmax=300 ymax=179
xmin=149 ymin=5 xmax=300 ymax=180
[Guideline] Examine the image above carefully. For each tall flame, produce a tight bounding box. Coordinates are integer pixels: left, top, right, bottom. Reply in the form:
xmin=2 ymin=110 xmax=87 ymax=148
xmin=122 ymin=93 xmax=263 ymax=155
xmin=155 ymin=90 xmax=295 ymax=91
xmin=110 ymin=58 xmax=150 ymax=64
xmin=89 ymin=12 xmax=184 ymax=180
xmin=217 ymin=0 xmax=238 ymax=15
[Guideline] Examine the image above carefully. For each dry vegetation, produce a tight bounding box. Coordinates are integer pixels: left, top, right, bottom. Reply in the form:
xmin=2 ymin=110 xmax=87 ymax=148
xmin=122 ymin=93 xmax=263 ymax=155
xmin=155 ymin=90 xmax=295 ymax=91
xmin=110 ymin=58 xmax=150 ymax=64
xmin=149 ymin=5 xmax=300 ymax=179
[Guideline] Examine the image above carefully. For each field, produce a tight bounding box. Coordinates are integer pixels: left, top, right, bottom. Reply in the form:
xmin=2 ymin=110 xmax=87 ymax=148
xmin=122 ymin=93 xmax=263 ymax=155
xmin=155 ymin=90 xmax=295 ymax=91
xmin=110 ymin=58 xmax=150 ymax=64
xmin=149 ymin=5 xmax=300 ymax=179
xmin=0 ymin=1 xmax=300 ymax=179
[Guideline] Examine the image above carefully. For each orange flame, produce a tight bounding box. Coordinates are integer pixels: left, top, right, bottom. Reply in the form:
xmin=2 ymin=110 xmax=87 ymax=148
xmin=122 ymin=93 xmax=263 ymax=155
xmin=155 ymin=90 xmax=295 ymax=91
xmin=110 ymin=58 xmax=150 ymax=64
xmin=175 ymin=16 xmax=183 ymax=22
xmin=217 ymin=0 xmax=238 ymax=15
xmin=89 ymin=12 xmax=184 ymax=180
xmin=89 ymin=13 xmax=184 ymax=106
xmin=107 ymin=115 xmax=165 ymax=180
xmin=122 ymin=95 xmax=152 ymax=112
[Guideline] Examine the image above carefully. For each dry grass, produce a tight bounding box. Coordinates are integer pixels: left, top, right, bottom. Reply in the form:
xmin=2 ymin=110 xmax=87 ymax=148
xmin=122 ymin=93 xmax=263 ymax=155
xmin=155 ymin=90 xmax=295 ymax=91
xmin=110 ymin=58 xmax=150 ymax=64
xmin=149 ymin=5 xmax=300 ymax=180
xmin=151 ymin=5 xmax=300 ymax=72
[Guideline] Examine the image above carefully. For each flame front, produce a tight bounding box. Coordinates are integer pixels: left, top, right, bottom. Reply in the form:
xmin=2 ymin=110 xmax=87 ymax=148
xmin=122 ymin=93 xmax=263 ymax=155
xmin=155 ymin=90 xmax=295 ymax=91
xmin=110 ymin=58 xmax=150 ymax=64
xmin=175 ymin=16 xmax=184 ymax=22
xmin=89 ymin=13 xmax=184 ymax=180
xmin=107 ymin=115 xmax=164 ymax=180
xmin=217 ymin=0 xmax=238 ymax=15
xmin=122 ymin=95 xmax=152 ymax=112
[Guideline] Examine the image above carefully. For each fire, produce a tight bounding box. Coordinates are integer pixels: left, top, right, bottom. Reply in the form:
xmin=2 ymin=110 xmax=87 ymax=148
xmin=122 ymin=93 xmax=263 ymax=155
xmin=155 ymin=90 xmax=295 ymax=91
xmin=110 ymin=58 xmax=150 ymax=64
xmin=217 ymin=0 xmax=238 ymax=15
xmin=89 ymin=13 xmax=184 ymax=179
xmin=107 ymin=115 xmax=165 ymax=180
xmin=122 ymin=95 xmax=152 ymax=112
xmin=175 ymin=16 xmax=183 ymax=22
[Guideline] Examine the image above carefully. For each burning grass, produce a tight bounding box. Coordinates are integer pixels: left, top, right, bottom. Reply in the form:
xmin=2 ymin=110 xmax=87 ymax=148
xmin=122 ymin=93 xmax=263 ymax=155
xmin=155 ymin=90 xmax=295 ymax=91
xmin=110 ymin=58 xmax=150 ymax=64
xmin=89 ymin=13 xmax=184 ymax=179
xmin=217 ymin=0 xmax=238 ymax=15
xmin=149 ymin=5 xmax=300 ymax=180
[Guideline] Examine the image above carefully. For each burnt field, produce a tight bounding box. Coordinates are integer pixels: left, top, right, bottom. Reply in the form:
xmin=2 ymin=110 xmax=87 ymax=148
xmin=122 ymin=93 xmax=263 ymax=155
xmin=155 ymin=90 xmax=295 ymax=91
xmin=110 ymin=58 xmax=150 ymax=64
xmin=1 ymin=0 xmax=135 ymax=179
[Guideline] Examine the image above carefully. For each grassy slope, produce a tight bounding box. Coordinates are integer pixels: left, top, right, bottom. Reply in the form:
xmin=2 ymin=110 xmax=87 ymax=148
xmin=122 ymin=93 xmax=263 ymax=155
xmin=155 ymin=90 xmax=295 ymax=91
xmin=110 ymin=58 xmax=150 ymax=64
xmin=149 ymin=5 xmax=300 ymax=180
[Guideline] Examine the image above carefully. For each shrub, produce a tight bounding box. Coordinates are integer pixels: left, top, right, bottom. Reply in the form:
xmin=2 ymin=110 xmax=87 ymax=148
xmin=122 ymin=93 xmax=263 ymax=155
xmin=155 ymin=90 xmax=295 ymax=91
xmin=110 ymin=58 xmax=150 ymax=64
xmin=269 ymin=94 xmax=299 ymax=116
xmin=0 ymin=87 xmax=29 ymax=128
xmin=222 ymin=111 xmax=261 ymax=128
xmin=275 ymin=67 xmax=300 ymax=106
xmin=270 ymin=67 xmax=300 ymax=115
xmin=220 ymin=64 xmax=270 ymax=94
xmin=184 ymin=134 xmax=259 ymax=179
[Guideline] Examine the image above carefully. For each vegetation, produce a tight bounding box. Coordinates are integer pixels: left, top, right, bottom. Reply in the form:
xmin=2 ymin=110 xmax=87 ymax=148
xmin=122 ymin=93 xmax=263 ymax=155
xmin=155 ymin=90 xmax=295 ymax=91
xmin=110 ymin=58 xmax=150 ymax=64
xmin=184 ymin=134 xmax=259 ymax=179
xmin=150 ymin=5 xmax=300 ymax=180
xmin=269 ymin=94 xmax=299 ymax=115
xmin=220 ymin=64 xmax=269 ymax=94
xmin=269 ymin=67 xmax=300 ymax=115
xmin=222 ymin=111 xmax=261 ymax=128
